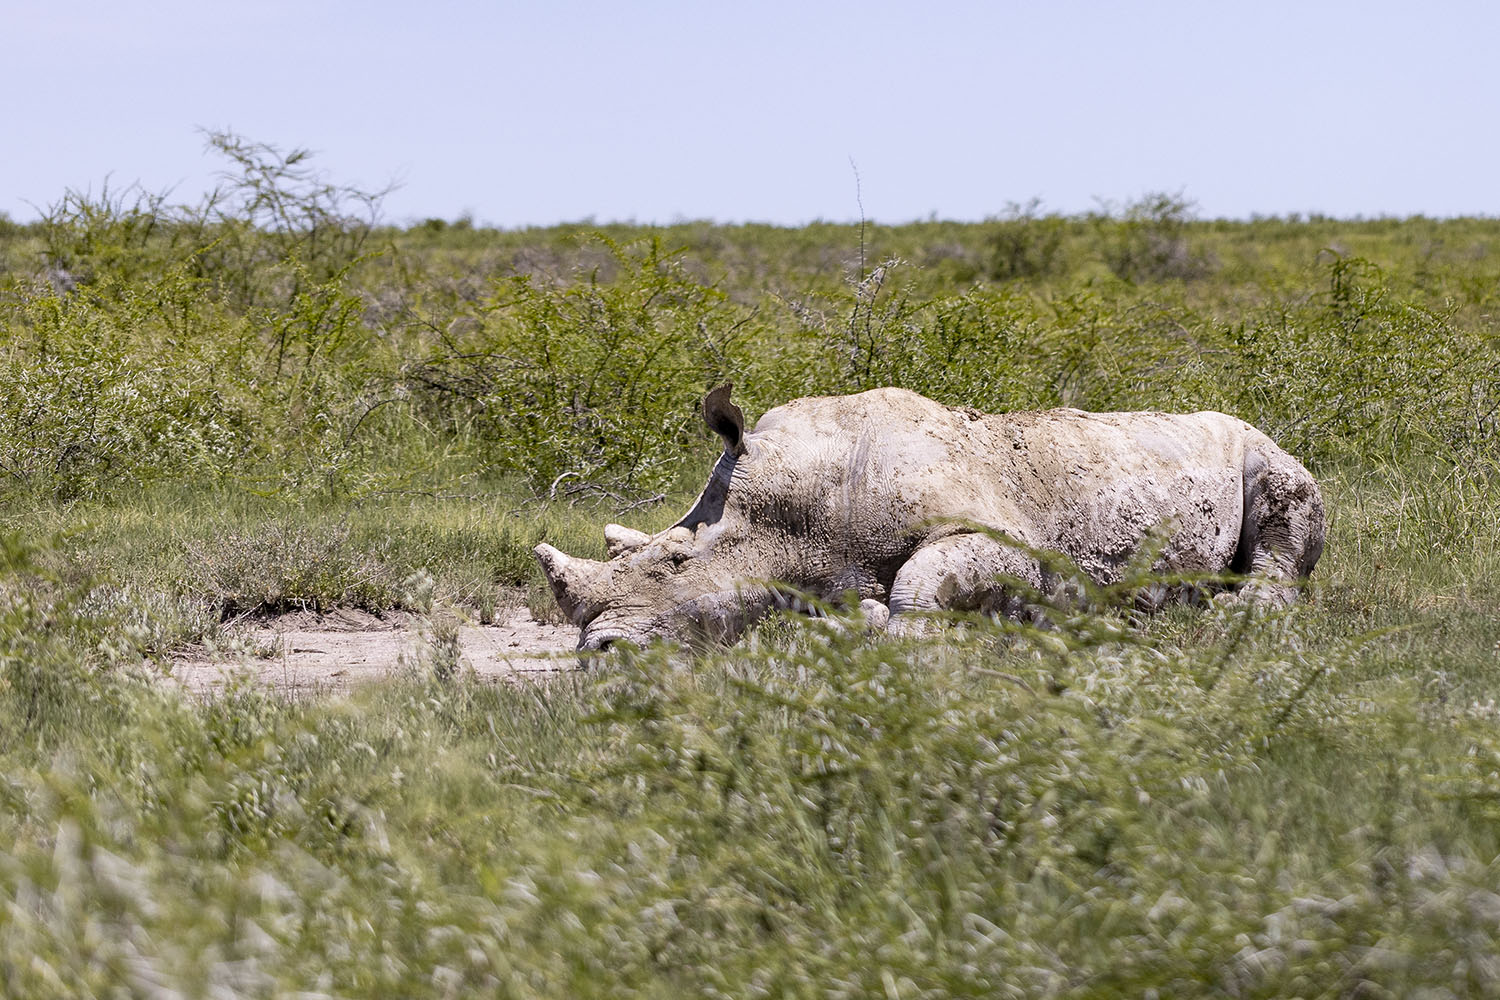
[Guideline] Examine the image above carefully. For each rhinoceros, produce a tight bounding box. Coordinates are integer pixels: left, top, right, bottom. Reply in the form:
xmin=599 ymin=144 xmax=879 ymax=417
xmin=535 ymin=386 xmax=1325 ymax=650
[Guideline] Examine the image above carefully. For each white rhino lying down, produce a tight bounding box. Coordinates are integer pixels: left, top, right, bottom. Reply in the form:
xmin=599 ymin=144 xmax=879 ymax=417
xmin=535 ymin=386 xmax=1325 ymax=650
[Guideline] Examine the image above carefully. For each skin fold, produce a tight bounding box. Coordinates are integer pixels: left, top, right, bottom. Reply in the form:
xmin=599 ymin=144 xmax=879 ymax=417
xmin=536 ymin=386 xmax=1325 ymax=650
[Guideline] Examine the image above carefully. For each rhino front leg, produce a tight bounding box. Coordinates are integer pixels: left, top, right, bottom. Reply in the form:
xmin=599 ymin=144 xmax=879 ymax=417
xmin=886 ymin=532 xmax=1046 ymax=635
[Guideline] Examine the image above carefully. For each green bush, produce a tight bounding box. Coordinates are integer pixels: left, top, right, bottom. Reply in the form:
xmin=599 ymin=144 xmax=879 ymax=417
xmin=1204 ymin=256 xmax=1497 ymax=461
xmin=0 ymin=285 xmax=251 ymax=500
xmin=986 ymin=199 xmax=1071 ymax=281
xmin=1096 ymin=191 xmax=1215 ymax=282
xmin=405 ymin=236 xmax=749 ymax=494
xmin=34 ymin=131 xmax=389 ymax=312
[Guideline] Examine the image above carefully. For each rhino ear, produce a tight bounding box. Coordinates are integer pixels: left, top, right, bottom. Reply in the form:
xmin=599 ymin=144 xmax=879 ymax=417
xmin=534 ymin=543 xmax=608 ymax=624
xmin=703 ymin=383 xmax=746 ymax=457
xmin=603 ymin=523 xmax=650 ymax=558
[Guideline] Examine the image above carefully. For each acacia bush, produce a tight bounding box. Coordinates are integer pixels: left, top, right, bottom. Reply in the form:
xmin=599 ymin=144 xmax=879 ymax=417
xmin=1 ymin=139 xmax=424 ymax=502
xmin=985 ymin=198 xmax=1071 ymax=281
xmin=1096 ymin=191 xmax=1216 ymax=282
xmin=1216 ymin=256 xmax=1499 ymax=461
xmin=403 ymin=236 xmax=753 ymax=495
xmin=0 ymin=261 xmax=416 ymax=501
xmin=8 ymin=150 xmax=1496 ymax=506
xmin=0 ymin=277 xmax=253 ymax=500
xmin=35 ymin=131 xmax=388 ymax=312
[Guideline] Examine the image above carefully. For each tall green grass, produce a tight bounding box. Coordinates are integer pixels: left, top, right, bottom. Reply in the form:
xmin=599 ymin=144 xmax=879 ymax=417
xmin=3 ymin=532 xmax=1500 ymax=996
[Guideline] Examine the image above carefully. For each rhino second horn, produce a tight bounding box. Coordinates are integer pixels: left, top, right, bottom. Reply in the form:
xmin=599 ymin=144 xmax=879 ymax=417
xmin=604 ymin=523 xmax=650 ymax=558
xmin=533 ymin=543 xmax=608 ymax=624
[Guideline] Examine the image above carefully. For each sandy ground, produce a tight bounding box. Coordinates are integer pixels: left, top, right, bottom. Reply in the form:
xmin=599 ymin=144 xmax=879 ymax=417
xmin=169 ymin=606 xmax=580 ymax=694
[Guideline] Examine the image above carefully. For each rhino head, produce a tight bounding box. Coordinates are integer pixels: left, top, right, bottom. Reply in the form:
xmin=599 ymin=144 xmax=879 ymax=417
xmin=534 ymin=385 xmax=779 ymax=651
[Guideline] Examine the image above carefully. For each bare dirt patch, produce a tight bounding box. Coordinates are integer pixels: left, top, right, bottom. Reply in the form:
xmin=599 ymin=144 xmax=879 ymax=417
xmin=170 ymin=606 xmax=578 ymax=694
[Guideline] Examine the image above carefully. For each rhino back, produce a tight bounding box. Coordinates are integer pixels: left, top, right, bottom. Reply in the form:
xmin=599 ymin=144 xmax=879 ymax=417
xmin=986 ymin=408 xmax=1250 ymax=582
xmin=740 ymin=390 xmax=1253 ymax=588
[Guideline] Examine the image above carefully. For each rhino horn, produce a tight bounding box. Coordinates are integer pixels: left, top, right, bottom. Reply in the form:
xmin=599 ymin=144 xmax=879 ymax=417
xmin=533 ymin=543 xmax=609 ymax=624
xmin=603 ymin=523 xmax=651 ymax=558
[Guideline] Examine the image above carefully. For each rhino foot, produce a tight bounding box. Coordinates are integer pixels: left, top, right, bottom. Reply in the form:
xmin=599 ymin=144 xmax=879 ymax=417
xmin=858 ymin=598 xmax=891 ymax=633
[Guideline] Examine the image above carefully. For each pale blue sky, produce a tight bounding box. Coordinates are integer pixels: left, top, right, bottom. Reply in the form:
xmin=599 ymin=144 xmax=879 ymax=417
xmin=4 ymin=0 xmax=1496 ymax=226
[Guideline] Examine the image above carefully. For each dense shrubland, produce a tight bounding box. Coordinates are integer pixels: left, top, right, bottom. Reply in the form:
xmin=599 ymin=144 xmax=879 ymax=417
xmin=2 ymin=139 xmax=1500 ymax=995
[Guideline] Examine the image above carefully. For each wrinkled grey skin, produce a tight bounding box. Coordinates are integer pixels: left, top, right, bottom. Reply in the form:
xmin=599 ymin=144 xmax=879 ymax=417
xmin=535 ymin=386 xmax=1325 ymax=651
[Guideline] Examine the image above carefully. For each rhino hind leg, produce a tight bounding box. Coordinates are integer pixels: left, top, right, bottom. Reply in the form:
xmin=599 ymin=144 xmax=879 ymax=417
xmin=1228 ymin=446 xmax=1327 ymax=607
xmin=886 ymin=532 xmax=1047 ymax=634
